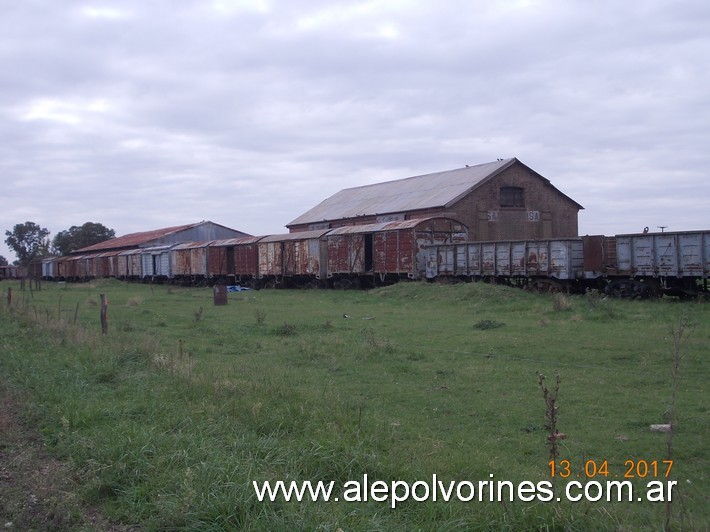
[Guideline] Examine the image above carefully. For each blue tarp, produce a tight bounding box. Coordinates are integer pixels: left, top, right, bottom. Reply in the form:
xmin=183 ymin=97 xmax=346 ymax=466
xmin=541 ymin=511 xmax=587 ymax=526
xmin=227 ymin=285 xmax=252 ymax=292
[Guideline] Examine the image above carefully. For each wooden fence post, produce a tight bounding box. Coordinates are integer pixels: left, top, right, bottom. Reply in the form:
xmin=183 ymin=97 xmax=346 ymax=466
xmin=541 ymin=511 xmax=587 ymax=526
xmin=100 ymin=294 xmax=108 ymax=334
xmin=6 ymin=287 xmax=11 ymax=306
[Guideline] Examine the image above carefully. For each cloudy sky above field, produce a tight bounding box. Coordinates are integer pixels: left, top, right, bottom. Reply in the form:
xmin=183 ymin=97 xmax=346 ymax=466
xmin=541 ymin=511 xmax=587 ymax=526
xmin=1 ymin=0 xmax=708 ymax=261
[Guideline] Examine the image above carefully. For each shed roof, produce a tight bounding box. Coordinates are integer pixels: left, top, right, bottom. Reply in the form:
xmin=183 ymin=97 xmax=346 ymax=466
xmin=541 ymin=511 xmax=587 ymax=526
xmin=288 ymin=158 xmax=583 ymax=227
xmin=171 ymin=241 xmax=215 ymax=251
xmin=76 ymin=224 xmax=197 ymax=253
xmin=259 ymin=229 xmax=331 ymax=243
xmin=74 ymin=221 xmax=246 ymax=253
xmin=326 ymin=217 xmax=466 ymax=235
xmin=211 ymin=236 xmax=264 ymax=247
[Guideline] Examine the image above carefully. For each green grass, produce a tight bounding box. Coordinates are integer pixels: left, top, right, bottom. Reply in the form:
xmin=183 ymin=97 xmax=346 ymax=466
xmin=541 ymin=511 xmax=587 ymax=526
xmin=0 ymin=279 xmax=707 ymax=530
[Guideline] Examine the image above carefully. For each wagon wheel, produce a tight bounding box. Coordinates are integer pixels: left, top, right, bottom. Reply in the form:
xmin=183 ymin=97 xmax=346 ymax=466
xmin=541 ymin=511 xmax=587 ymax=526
xmin=334 ymin=278 xmax=353 ymax=290
xmin=529 ymin=278 xmax=563 ymax=293
xmin=606 ymin=279 xmax=650 ymax=299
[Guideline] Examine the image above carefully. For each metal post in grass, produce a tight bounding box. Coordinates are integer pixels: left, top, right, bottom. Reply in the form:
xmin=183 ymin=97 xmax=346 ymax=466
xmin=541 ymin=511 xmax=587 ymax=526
xmin=100 ymin=293 xmax=108 ymax=334
xmin=6 ymin=286 xmax=11 ymax=306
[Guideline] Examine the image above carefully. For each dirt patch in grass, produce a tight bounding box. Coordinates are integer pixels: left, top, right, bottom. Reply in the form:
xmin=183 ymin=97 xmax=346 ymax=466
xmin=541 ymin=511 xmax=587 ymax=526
xmin=0 ymin=380 xmax=132 ymax=531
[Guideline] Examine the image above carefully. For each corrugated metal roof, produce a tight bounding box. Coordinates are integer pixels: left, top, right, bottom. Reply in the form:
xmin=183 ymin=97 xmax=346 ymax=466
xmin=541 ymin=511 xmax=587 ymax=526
xmin=211 ymin=236 xmax=264 ymax=246
xmin=171 ymin=241 xmax=215 ymax=250
xmin=73 ymin=221 xmax=252 ymax=253
xmin=327 ymin=217 xmax=460 ymax=235
xmin=259 ymin=229 xmax=331 ymax=243
xmin=288 ymin=159 xmax=516 ymax=226
xmin=76 ymin=224 xmax=198 ymax=253
xmin=118 ymin=249 xmax=143 ymax=256
xmin=288 ymin=158 xmax=583 ymax=227
xmin=141 ymin=245 xmax=176 ymax=252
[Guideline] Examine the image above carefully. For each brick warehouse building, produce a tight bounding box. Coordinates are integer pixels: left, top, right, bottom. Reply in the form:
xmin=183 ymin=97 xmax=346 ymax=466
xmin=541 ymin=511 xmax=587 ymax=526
xmin=287 ymin=158 xmax=583 ymax=241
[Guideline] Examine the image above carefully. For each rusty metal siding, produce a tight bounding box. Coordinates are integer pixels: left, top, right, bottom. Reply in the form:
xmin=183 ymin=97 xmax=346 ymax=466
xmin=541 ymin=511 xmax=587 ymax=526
xmin=170 ymin=242 xmax=212 ymax=277
xmin=94 ymin=254 xmax=108 ymax=278
xmin=234 ymin=243 xmax=259 ymax=276
xmin=282 ymin=238 xmax=324 ymax=276
xmin=582 ymin=235 xmax=609 ymax=277
xmin=326 ymin=217 xmax=468 ymax=279
xmin=55 ymin=257 xmax=66 ymax=278
xmin=208 ymin=246 xmax=228 ymax=276
xmin=128 ymin=251 xmax=142 ymax=277
xmin=259 ymin=230 xmax=329 ymax=278
xmin=327 ymin=234 xmax=367 ymax=275
xmin=190 ymin=247 xmax=209 ymax=276
xmin=526 ymin=241 xmax=549 ymax=275
xmin=71 ymin=256 xmax=87 ymax=278
xmin=101 ymin=252 xmax=119 ymax=277
xmin=117 ymin=254 xmax=128 ymax=277
xmin=117 ymin=249 xmax=143 ymax=277
xmin=171 ymin=247 xmax=192 ymax=276
xmin=258 ymin=241 xmax=283 ymax=277
xmin=210 ymin=237 xmax=262 ymax=278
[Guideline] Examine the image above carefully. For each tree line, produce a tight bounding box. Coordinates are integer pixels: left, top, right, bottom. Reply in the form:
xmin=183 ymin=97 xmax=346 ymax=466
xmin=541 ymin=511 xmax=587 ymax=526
xmin=2 ymin=221 xmax=115 ymax=267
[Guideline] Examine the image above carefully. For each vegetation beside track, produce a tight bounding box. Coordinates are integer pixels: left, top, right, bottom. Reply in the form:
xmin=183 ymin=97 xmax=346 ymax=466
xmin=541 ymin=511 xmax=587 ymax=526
xmin=0 ymin=279 xmax=707 ymax=530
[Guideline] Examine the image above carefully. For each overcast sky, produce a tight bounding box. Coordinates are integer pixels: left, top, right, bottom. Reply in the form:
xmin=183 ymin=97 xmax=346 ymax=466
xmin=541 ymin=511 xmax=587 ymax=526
xmin=2 ymin=0 xmax=708 ymax=262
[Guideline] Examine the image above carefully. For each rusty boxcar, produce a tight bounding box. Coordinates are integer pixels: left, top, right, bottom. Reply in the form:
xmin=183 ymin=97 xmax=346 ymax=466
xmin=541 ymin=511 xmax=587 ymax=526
xmin=117 ymin=249 xmax=143 ymax=279
xmin=258 ymin=230 xmax=330 ymax=287
xmin=209 ymin=236 xmax=263 ymax=284
xmin=170 ymin=241 xmax=213 ymax=281
xmin=327 ymin=217 xmax=468 ymax=286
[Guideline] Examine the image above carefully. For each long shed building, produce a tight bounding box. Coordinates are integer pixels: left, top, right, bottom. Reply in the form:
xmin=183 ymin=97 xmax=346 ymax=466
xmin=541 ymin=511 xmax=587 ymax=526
xmin=287 ymin=158 xmax=582 ymax=241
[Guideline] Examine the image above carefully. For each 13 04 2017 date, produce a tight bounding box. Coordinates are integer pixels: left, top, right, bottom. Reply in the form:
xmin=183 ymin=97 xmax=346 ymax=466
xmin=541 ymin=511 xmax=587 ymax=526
xmin=549 ymin=459 xmax=674 ymax=479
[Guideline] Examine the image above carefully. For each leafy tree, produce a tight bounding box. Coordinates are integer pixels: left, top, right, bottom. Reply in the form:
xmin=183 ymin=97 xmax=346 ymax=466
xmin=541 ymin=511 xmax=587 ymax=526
xmin=52 ymin=222 xmax=116 ymax=255
xmin=4 ymin=222 xmax=51 ymax=266
xmin=0 ymin=255 xmax=7 ymax=267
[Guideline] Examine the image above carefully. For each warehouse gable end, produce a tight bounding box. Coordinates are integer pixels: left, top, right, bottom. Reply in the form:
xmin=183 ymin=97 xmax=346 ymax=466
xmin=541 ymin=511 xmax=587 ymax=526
xmin=287 ymin=158 xmax=583 ymax=241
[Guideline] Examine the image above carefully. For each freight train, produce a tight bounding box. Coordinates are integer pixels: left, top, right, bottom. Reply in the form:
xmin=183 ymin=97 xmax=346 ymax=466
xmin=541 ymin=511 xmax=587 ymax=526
xmin=25 ymin=216 xmax=710 ymax=298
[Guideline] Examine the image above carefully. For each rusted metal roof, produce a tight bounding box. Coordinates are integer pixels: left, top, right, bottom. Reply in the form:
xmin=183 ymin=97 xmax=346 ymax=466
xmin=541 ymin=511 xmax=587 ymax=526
xmin=74 ymin=221 xmax=251 ymax=253
xmin=259 ymin=229 xmax=331 ymax=243
xmin=118 ymin=248 xmax=143 ymax=256
xmin=211 ymin=236 xmax=264 ymax=246
xmin=171 ymin=241 xmax=215 ymax=250
xmin=75 ymin=224 xmax=197 ymax=253
xmin=327 ymin=217 xmax=462 ymax=235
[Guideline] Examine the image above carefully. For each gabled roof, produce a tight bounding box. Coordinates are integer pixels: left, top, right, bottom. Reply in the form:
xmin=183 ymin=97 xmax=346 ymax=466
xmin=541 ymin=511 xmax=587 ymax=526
xmin=75 ymin=224 xmax=197 ymax=253
xmin=288 ymin=158 xmax=582 ymax=227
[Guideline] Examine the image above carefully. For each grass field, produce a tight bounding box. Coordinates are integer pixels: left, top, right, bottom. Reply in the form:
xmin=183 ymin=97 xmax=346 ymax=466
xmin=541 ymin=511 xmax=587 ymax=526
xmin=0 ymin=279 xmax=707 ymax=530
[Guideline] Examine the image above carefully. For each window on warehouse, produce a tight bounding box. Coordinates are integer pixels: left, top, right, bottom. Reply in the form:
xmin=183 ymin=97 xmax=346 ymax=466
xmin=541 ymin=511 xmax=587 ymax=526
xmin=500 ymin=186 xmax=524 ymax=208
